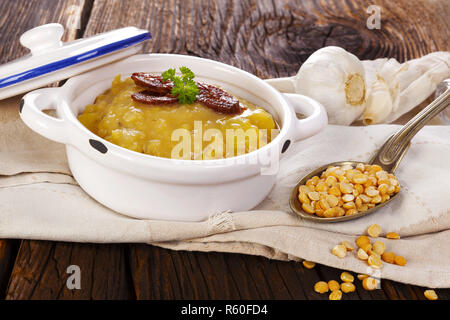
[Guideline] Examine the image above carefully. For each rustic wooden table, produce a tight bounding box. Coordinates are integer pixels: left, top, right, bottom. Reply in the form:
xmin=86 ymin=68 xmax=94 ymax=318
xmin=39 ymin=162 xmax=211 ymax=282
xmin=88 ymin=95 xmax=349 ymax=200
xmin=0 ymin=0 xmax=449 ymax=300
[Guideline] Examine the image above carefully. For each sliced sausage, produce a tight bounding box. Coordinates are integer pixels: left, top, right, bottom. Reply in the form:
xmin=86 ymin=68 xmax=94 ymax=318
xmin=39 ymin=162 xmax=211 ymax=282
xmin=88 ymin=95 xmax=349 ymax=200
xmin=131 ymin=72 xmax=173 ymax=95
xmin=196 ymin=83 xmax=242 ymax=114
xmin=131 ymin=90 xmax=178 ymax=105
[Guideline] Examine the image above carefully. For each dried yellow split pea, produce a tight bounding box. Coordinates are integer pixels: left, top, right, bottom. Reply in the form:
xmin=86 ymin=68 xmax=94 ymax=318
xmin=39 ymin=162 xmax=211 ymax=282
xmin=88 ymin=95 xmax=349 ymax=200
xmin=302 ymin=261 xmax=316 ymax=269
xmin=368 ymin=254 xmax=383 ymax=269
xmin=332 ymin=244 xmax=347 ymax=258
xmin=356 ymin=235 xmax=370 ymax=248
xmin=372 ymin=241 xmax=386 ymax=255
xmin=340 ymin=272 xmax=354 ymax=283
xmin=367 ymin=224 xmax=381 ymax=237
xmin=394 ymin=255 xmax=407 ymax=266
xmin=328 ymin=280 xmax=340 ymax=291
xmin=329 ymin=290 xmax=342 ymax=300
xmin=386 ymin=232 xmax=400 ymax=239
xmin=314 ymin=281 xmax=329 ymax=294
xmin=341 ymin=282 xmax=356 ymax=293
xmin=362 ymin=277 xmax=379 ymax=291
xmin=424 ymin=290 xmax=438 ymax=300
xmin=357 ymin=248 xmax=369 ymax=260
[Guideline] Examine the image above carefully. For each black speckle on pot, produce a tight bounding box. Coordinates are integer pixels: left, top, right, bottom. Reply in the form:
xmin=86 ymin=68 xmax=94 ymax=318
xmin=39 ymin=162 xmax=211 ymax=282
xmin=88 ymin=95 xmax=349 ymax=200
xmin=19 ymin=99 xmax=24 ymax=113
xmin=89 ymin=139 xmax=108 ymax=154
xmin=281 ymin=140 xmax=291 ymax=153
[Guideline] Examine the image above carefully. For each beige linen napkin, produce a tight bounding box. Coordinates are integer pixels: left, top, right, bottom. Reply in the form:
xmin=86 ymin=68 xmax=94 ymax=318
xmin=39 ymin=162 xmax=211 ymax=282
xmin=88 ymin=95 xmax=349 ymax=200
xmin=1 ymin=96 xmax=449 ymax=288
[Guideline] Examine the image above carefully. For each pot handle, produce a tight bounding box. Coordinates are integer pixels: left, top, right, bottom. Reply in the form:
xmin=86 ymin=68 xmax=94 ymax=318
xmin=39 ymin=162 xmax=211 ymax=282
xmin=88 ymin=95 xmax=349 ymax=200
xmin=282 ymin=93 xmax=328 ymax=141
xmin=19 ymin=88 xmax=69 ymax=144
xmin=265 ymin=76 xmax=296 ymax=93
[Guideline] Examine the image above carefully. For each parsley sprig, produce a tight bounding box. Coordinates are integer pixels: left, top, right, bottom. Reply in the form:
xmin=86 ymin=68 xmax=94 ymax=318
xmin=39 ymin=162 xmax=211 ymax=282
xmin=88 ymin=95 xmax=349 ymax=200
xmin=162 ymin=66 xmax=199 ymax=104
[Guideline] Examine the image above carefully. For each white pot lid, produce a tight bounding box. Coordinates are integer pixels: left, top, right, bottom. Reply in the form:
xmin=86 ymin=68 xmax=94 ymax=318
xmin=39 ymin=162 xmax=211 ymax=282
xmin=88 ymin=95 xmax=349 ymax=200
xmin=0 ymin=23 xmax=151 ymax=100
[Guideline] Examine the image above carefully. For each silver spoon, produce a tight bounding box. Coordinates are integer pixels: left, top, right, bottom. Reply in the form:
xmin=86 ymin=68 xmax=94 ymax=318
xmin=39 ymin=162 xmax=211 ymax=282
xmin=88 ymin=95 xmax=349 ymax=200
xmin=290 ymin=80 xmax=450 ymax=223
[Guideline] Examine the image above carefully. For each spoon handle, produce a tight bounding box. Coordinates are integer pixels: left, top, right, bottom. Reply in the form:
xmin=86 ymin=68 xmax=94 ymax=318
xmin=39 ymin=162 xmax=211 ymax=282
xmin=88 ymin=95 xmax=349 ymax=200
xmin=369 ymin=80 xmax=450 ymax=173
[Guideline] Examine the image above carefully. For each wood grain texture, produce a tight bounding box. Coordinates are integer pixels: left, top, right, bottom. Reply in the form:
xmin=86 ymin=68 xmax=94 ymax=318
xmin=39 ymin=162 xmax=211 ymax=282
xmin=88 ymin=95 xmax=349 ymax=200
xmin=6 ymin=241 xmax=134 ymax=300
xmin=83 ymin=0 xmax=449 ymax=79
xmin=0 ymin=240 xmax=19 ymax=298
xmin=0 ymin=0 xmax=90 ymax=63
xmin=2 ymin=0 xmax=450 ymax=300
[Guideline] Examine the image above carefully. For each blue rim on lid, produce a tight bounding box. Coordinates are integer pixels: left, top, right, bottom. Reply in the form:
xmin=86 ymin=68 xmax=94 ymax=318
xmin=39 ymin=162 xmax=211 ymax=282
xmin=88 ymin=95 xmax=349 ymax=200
xmin=0 ymin=32 xmax=151 ymax=89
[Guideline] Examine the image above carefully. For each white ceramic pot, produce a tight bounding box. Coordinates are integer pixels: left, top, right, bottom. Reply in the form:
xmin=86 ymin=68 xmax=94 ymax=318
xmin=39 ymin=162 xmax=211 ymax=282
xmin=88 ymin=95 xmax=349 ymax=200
xmin=20 ymin=54 xmax=327 ymax=221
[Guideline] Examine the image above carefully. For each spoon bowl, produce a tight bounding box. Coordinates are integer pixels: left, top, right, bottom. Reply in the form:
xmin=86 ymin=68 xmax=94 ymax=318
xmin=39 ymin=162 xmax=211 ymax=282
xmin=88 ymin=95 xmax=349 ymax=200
xmin=289 ymin=161 xmax=400 ymax=223
xmin=290 ymin=80 xmax=449 ymax=223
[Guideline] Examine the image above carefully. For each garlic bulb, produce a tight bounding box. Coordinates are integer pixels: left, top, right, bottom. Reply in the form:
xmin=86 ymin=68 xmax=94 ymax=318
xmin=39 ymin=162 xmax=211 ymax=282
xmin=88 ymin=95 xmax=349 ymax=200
xmin=292 ymin=46 xmax=367 ymax=125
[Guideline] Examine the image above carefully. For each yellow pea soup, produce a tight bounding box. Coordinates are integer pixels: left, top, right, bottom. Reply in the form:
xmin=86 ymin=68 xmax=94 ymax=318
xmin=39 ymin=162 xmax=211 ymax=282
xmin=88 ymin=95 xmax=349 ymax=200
xmin=78 ymin=75 xmax=278 ymax=159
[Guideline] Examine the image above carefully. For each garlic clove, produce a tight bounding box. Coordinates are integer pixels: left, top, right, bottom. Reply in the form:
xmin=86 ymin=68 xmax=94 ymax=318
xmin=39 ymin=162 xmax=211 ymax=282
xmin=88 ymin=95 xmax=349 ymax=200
xmin=363 ymin=76 xmax=394 ymax=125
